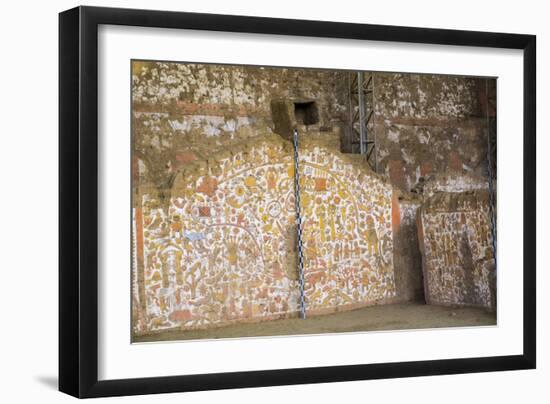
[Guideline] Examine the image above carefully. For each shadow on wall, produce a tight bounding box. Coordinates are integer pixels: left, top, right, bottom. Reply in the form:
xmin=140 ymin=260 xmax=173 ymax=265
xmin=417 ymin=174 xmax=496 ymax=312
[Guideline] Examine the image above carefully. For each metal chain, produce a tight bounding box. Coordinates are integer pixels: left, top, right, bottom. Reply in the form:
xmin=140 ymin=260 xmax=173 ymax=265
xmin=293 ymin=128 xmax=307 ymax=319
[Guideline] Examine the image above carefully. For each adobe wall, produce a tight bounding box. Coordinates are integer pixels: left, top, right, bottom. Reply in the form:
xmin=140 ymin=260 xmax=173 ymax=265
xmin=392 ymin=196 xmax=425 ymax=302
xmin=132 ymin=63 xmax=494 ymax=197
xmin=132 ymin=61 xmax=348 ymax=204
xmin=132 ymin=133 xmax=397 ymax=334
xmin=374 ymin=73 xmax=493 ymax=192
xmin=131 ymin=61 xmax=496 ymax=335
xmin=417 ymin=174 xmax=496 ymax=310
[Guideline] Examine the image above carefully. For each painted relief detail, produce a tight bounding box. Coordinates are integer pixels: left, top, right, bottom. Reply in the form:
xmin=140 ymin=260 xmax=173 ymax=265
xmin=134 ymin=137 xmax=395 ymax=333
xmin=419 ymin=190 xmax=496 ymax=309
xmin=130 ymin=61 xmax=497 ymax=339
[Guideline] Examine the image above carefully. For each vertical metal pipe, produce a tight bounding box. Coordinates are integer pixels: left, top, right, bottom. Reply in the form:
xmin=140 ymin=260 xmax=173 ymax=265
xmin=293 ymin=128 xmax=307 ymax=319
xmin=358 ymin=71 xmax=366 ymax=155
xmin=373 ymin=73 xmax=378 ymax=173
xmin=348 ymin=72 xmax=353 ymax=153
xmin=485 ymin=81 xmax=497 ymax=260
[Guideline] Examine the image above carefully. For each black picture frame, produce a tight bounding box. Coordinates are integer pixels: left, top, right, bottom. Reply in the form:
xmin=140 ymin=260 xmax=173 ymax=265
xmin=59 ymin=5 xmax=536 ymax=398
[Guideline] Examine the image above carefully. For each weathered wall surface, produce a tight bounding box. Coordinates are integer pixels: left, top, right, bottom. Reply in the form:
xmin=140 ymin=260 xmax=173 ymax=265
xmin=299 ymin=135 xmax=396 ymax=314
xmin=392 ymin=196 xmax=424 ymax=302
xmin=417 ymin=175 xmax=496 ymax=310
xmin=132 ymin=61 xmax=348 ymax=203
xmin=132 ymin=63 xmax=494 ymax=197
xmin=131 ymin=60 xmax=497 ymax=336
xmin=374 ymin=73 xmax=491 ymax=192
xmin=132 ymin=134 xmax=396 ymax=334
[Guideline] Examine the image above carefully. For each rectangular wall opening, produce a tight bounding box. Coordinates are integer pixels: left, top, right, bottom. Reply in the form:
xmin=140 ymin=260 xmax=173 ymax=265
xmin=294 ymin=101 xmax=319 ymax=125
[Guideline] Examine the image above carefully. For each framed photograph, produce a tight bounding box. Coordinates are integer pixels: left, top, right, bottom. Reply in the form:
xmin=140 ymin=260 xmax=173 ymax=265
xmin=59 ymin=6 xmax=536 ymax=398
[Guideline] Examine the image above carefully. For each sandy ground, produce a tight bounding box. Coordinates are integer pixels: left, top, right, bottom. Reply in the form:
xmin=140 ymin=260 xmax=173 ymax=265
xmin=134 ymin=302 xmax=496 ymax=343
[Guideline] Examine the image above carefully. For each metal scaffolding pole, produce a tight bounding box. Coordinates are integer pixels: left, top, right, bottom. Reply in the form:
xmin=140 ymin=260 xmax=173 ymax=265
xmin=485 ymin=80 xmax=497 ymax=266
xmin=293 ymin=128 xmax=307 ymax=319
xmin=358 ymin=71 xmax=367 ymax=155
xmin=348 ymin=71 xmax=377 ymax=171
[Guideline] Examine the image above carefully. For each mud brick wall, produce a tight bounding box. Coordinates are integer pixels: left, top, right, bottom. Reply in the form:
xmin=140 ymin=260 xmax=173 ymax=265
xmin=132 ymin=61 xmax=347 ymax=127
xmin=298 ymin=135 xmax=396 ymax=315
xmin=132 ymin=134 xmax=397 ymax=334
xmin=132 ymin=63 xmax=494 ymax=198
xmin=392 ymin=197 xmax=424 ymax=302
xmin=374 ymin=73 xmax=492 ymax=192
xmin=417 ymin=177 xmax=496 ymax=310
xmin=131 ymin=61 xmax=497 ymax=335
xmin=132 ymin=61 xmax=348 ymax=203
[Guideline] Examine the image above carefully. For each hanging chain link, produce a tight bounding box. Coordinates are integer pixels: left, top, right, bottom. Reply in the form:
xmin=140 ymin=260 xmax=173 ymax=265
xmin=293 ymin=128 xmax=307 ymax=319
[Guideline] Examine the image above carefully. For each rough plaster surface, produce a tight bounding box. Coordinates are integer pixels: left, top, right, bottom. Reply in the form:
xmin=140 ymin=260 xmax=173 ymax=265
xmin=374 ymin=73 xmax=492 ymax=192
xmin=132 ymin=61 xmax=348 ymax=202
xmin=393 ymin=197 xmax=425 ymax=301
xmin=417 ymin=175 xmax=496 ymax=310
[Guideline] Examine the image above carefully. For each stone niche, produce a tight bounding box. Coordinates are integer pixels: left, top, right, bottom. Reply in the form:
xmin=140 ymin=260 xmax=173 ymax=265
xmin=417 ymin=173 xmax=496 ymax=311
xmin=270 ymin=98 xmax=320 ymax=140
xmin=392 ymin=194 xmax=425 ymax=302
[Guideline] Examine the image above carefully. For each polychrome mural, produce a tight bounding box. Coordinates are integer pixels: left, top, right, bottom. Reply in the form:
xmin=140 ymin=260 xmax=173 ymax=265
xmin=132 ymin=134 xmax=396 ymax=334
xmin=418 ymin=190 xmax=496 ymax=309
xmin=131 ymin=60 xmax=497 ymax=342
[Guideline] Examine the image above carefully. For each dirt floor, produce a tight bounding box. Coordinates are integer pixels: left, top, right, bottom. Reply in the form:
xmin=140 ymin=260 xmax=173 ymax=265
xmin=134 ymin=302 xmax=496 ymax=343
